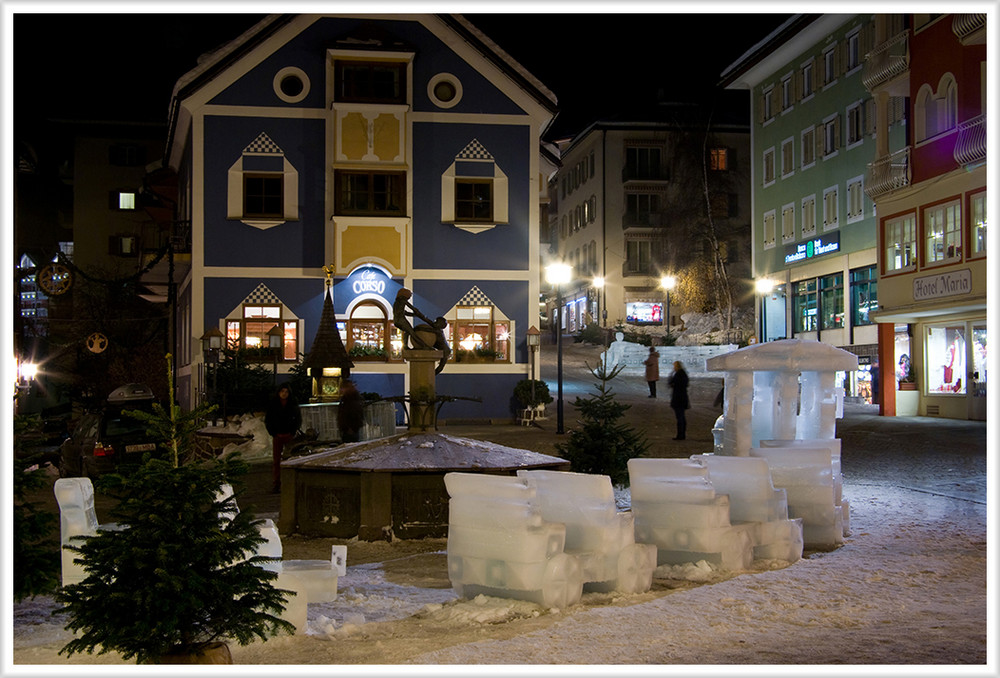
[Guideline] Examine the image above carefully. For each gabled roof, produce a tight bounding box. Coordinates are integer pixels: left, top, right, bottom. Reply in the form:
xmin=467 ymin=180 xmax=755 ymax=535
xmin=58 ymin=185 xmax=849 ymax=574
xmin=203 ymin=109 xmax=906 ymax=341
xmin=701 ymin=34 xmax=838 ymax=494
xmin=166 ymin=14 xmax=558 ymax=164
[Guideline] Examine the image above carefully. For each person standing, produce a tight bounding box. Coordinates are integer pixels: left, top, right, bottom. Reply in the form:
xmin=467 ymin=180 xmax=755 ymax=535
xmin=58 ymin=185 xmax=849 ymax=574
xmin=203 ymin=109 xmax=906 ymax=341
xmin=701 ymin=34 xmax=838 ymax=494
xmin=668 ymin=360 xmax=690 ymax=440
xmin=337 ymin=379 xmax=365 ymax=443
xmin=264 ymin=384 xmax=301 ymax=493
xmin=643 ymin=345 xmax=660 ymax=397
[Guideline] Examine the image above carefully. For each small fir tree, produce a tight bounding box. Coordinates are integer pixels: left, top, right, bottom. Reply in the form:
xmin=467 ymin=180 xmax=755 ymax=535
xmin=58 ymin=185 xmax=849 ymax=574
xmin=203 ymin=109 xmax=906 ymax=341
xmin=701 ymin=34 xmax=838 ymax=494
xmin=555 ymin=356 xmax=649 ymax=486
xmin=54 ymin=354 xmax=295 ymax=663
xmin=13 ymin=414 xmax=60 ymax=600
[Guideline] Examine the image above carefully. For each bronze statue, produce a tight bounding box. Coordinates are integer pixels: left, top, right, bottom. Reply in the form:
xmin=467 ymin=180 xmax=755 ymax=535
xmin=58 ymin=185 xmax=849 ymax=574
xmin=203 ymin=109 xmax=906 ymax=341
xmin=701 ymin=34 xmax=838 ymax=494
xmin=392 ymin=288 xmax=452 ymax=373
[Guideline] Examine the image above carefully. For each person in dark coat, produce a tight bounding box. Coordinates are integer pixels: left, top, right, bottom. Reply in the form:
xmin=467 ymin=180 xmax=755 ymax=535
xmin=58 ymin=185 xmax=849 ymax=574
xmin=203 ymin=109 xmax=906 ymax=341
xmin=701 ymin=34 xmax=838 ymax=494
xmin=264 ymin=384 xmax=301 ymax=493
xmin=337 ymin=379 xmax=365 ymax=443
xmin=643 ymin=345 xmax=660 ymax=397
xmin=668 ymin=360 xmax=690 ymax=440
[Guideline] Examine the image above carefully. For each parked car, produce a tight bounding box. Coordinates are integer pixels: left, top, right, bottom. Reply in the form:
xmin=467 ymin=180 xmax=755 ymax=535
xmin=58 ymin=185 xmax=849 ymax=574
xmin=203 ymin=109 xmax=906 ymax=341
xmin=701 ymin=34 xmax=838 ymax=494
xmin=59 ymin=384 xmax=159 ymax=478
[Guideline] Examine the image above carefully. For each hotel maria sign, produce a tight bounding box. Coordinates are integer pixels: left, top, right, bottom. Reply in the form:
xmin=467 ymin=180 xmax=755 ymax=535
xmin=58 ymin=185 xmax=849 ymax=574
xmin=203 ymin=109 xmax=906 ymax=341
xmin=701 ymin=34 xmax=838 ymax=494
xmin=913 ymin=269 xmax=972 ymax=301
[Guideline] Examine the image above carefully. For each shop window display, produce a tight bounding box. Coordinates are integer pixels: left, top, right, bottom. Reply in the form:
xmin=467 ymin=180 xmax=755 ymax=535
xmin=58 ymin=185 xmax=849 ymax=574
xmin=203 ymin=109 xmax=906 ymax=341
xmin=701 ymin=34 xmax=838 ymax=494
xmin=926 ymin=325 xmax=966 ymax=394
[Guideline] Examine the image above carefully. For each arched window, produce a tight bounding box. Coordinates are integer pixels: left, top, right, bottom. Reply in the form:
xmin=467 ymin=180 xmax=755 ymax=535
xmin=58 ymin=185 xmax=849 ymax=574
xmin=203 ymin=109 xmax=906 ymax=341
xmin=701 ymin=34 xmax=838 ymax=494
xmin=347 ymin=301 xmax=402 ymax=360
xmin=941 ymin=74 xmax=958 ymax=131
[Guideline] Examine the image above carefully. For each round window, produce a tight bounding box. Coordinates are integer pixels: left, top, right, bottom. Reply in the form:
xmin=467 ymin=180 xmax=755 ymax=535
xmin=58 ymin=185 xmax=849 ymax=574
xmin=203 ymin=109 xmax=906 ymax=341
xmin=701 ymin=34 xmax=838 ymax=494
xmin=272 ymin=67 xmax=310 ymax=104
xmin=428 ymin=73 xmax=462 ymax=109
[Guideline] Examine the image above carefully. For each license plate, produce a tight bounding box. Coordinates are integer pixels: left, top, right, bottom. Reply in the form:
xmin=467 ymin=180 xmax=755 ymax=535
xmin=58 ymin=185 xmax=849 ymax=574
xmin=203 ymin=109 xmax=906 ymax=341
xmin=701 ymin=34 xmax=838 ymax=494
xmin=125 ymin=443 xmax=156 ymax=453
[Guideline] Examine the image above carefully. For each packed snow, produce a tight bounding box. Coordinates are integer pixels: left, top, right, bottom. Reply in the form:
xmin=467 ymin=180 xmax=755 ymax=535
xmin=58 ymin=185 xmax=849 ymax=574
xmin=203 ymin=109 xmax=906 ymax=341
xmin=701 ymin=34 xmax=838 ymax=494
xmin=10 ymin=479 xmax=988 ymax=668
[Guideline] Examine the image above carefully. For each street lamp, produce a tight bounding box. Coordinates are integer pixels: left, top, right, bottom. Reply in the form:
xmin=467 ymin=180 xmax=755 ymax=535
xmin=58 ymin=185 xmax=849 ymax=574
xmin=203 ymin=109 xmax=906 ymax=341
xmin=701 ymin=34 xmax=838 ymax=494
xmin=526 ymin=325 xmax=540 ymax=410
xmin=200 ymin=327 xmax=224 ymax=420
xmin=545 ymin=262 xmax=572 ymax=434
xmin=268 ymin=324 xmax=284 ymax=386
xmin=660 ymin=275 xmax=676 ymax=333
xmin=592 ymin=276 xmax=605 ymax=329
xmin=755 ymin=278 xmax=775 ymax=343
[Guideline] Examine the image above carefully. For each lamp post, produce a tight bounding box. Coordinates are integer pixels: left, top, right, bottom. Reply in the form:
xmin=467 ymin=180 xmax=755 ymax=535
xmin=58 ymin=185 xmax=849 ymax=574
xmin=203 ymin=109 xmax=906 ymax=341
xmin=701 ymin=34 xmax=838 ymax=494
xmin=660 ymin=275 xmax=676 ymax=334
xmin=755 ymin=278 xmax=775 ymax=343
xmin=545 ymin=262 xmax=572 ymax=434
xmin=268 ymin=324 xmax=284 ymax=386
xmin=200 ymin=327 xmax=224 ymax=421
xmin=526 ymin=325 xmax=540 ymax=410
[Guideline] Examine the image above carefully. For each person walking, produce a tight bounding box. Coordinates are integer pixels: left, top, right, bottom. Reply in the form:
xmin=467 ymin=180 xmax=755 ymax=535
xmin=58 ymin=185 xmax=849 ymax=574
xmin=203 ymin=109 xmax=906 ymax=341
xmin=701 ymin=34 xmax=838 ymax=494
xmin=668 ymin=360 xmax=690 ymax=440
xmin=264 ymin=384 xmax=301 ymax=493
xmin=644 ymin=345 xmax=660 ymax=397
xmin=337 ymin=379 xmax=365 ymax=443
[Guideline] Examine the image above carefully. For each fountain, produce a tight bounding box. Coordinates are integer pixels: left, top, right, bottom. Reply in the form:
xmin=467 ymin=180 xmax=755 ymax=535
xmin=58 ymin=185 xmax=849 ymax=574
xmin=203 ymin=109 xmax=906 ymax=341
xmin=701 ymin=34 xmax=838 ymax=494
xmin=278 ymin=287 xmax=568 ymax=541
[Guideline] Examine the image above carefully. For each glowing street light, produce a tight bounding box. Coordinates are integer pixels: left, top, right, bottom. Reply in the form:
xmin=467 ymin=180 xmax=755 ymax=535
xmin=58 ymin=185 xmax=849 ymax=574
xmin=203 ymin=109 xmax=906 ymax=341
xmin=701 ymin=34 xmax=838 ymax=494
xmin=660 ymin=275 xmax=676 ymax=332
xmin=755 ymin=278 xmax=775 ymax=343
xmin=545 ymin=262 xmax=573 ymax=434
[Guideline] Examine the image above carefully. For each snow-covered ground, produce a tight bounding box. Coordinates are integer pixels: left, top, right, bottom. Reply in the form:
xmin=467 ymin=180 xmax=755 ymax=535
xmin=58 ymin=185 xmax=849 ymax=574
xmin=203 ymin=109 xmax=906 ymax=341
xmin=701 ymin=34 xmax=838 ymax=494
xmin=10 ymin=478 xmax=989 ymax=670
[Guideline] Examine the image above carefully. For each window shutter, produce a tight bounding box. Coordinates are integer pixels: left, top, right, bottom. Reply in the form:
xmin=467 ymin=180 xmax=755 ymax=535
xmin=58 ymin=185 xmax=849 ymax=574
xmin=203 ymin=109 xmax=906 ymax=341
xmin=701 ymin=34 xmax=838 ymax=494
xmin=795 ymin=69 xmax=803 ymax=101
xmin=815 ymin=55 xmax=825 ymax=88
xmin=815 ymin=124 xmax=824 ymax=158
xmin=838 ymin=41 xmax=847 ymax=76
xmin=864 ymin=98 xmax=876 ymax=135
xmin=834 ymin=115 xmax=842 ymax=150
xmin=756 ymin=95 xmax=765 ymax=124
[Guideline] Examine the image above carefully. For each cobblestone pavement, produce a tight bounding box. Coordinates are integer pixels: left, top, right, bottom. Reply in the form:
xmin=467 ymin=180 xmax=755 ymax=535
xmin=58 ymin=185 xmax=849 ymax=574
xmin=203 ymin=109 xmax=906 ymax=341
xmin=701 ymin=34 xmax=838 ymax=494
xmin=239 ymin=337 xmax=987 ymax=514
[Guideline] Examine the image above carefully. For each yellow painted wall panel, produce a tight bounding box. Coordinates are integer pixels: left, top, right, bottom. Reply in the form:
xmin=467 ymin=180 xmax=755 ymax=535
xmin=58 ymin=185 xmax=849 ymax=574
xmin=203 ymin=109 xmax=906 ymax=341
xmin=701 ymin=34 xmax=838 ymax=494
xmin=341 ymin=225 xmax=403 ymax=270
xmin=341 ymin=113 xmax=368 ymax=161
xmin=373 ymin=114 xmax=401 ymax=161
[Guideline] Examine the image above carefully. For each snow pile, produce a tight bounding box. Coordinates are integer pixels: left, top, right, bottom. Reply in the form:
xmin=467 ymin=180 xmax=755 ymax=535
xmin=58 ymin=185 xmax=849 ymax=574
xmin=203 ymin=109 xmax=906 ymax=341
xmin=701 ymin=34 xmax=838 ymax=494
xmin=219 ymin=414 xmax=271 ymax=462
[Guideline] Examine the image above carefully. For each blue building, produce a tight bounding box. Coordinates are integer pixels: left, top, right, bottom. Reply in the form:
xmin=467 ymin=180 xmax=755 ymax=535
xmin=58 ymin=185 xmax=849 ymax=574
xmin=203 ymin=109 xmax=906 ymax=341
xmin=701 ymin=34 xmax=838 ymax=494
xmin=164 ymin=15 xmax=557 ymax=419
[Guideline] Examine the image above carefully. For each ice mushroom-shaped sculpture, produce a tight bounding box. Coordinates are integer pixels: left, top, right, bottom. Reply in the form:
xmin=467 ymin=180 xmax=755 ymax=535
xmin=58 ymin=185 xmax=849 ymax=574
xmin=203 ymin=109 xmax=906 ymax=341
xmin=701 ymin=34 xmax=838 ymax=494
xmin=628 ymin=458 xmax=756 ymax=571
xmin=517 ymin=470 xmax=657 ymax=594
xmin=444 ymin=472 xmax=583 ymax=608
xmin=706 ymin=339 xmax=858 ymax=456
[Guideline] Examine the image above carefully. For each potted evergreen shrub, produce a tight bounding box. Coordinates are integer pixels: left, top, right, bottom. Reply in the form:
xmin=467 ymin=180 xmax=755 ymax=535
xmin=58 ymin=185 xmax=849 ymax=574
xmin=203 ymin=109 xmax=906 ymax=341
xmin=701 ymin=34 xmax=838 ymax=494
xmin=54 ymin=355 xmax=295 ymax=664
xmin=513 ymin=378 xmax=553 ymax=415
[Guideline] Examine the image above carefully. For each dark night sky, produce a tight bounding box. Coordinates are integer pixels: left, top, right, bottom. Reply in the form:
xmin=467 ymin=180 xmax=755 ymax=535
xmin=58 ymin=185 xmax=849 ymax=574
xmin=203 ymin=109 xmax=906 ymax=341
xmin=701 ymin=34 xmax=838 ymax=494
xmin=13 ymin=12 xmax=793 ymax=140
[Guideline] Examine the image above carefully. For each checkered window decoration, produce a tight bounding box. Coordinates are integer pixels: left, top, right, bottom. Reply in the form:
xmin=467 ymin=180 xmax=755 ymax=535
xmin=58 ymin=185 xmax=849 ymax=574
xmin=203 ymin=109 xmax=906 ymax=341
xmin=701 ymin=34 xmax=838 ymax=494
xmin=243 ymin=133 xmax=284 ymax=155
xmin=456 ymin=139 xmax=494 ymax=161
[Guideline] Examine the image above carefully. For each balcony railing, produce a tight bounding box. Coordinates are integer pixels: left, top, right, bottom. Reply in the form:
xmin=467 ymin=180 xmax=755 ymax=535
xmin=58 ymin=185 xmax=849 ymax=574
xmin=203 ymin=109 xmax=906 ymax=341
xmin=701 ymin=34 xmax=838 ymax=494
xmin=865 ymin=147 xmax=911 ymax=201
xmin=954 ymin=114 xmax=987 ymax=167
xmin=952 ymin=14 xmax=986 ymax=43
xmin=622 ymin=212 xmax=663 ymax=229
xmin=622 ymin=167 xmax=669 ymax=183
xmin=862 ymin=30 xmax=909 ymax=92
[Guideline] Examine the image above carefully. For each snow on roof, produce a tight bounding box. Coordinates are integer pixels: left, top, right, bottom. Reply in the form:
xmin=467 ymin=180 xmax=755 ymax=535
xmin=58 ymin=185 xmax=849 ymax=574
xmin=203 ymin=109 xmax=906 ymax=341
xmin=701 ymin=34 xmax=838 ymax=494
xmin=282 ymin=432 xmax=569 ymax=472
xmin=705 ymin=339 xmax=859 ymax=373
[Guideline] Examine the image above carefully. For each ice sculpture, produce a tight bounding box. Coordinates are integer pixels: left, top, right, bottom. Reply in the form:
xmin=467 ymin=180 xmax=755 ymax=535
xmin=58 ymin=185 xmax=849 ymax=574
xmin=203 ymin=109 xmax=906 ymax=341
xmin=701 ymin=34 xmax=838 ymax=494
xmin=517 ymin=470 xmax=657 ymax=594
xmin=752 ymin=441 xmax=849 ymax=549
xmin=444 ymin=472 xmax=583 ymax=608
xmin=706 ymin=339 xmax=858 ymax=456
xmin=53 ymin=477 xmax=121 ymax=587
xmin=629 ymin=457 xmax=803 ymax=570
xmin=217 ymin=483 xmax=346 ymax=633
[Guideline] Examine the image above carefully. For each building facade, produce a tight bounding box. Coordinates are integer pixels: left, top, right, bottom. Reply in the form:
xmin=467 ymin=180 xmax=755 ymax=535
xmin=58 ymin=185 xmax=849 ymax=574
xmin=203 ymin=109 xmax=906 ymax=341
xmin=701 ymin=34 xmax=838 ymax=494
xmin=547 ymin=103 xmax=751 ymax=340
xmin=722 ymin=15 xmax=886 ymax=405
xmin=163 ymin=15 xmax=557 ymax=419
xmin=863 ymin=14 xmax=987 ymax=420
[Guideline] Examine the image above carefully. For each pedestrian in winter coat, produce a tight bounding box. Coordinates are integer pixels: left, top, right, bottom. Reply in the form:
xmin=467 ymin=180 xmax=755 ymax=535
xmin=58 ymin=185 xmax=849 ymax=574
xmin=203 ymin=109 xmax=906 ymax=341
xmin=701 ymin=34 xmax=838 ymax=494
xmin=264 ymin=384 xmax=301 ymax=493
xmin=337 ymin=379 xmax=365 ymax=443
xmin=644 ymin=346 xmax=660 ymax=397
xmin=668 ymin=360 xmax=690 ymax=440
